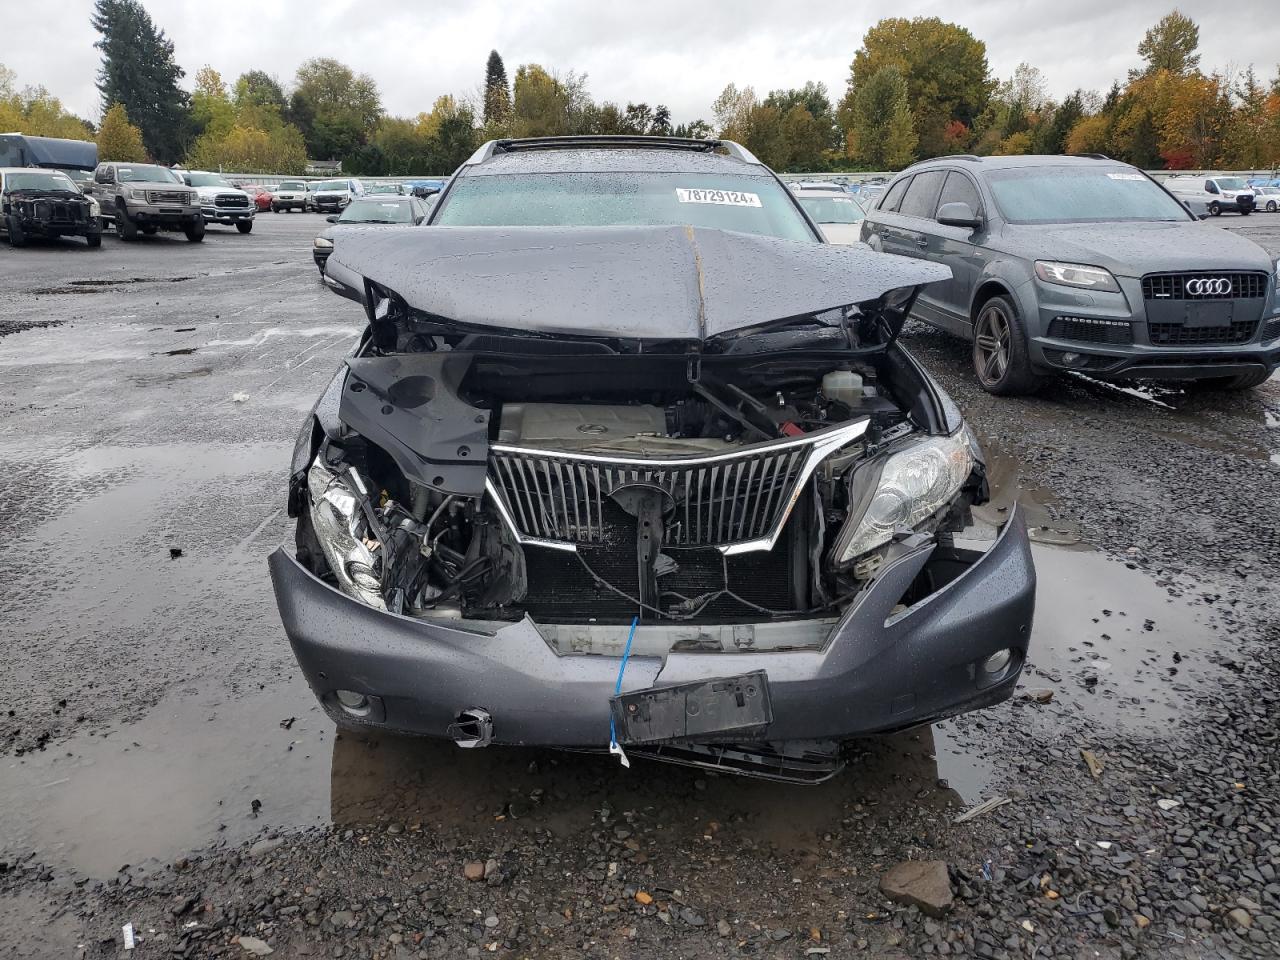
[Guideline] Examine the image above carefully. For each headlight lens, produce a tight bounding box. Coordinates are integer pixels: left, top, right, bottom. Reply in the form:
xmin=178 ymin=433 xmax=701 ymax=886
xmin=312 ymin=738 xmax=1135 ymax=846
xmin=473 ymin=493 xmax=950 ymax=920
xmin=314 ymin=237 xmax=334 ymax=249
xmin=835 ymin=429 xmax=975 ymax=564
xmin=307 ymin=460 xmax=384 ymax=609
xmin=128 ymin=188 xmax=147 ymax=201
xmin=1034 ymin=261 xmax=1120 ymax=293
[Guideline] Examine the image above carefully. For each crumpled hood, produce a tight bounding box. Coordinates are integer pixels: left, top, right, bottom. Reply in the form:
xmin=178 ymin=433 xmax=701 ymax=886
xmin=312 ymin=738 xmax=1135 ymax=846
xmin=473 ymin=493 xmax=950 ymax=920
xmin=1001 ymin=220 xmax=1274 ymax=277
xmin=323 ymin=224 xmax=951 ymax=342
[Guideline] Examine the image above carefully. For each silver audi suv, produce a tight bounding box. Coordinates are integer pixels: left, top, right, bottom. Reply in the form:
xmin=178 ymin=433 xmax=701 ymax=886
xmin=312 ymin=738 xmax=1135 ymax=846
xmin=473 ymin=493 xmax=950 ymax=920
xmin=860 ymin=154 xmax=1279 ymax=394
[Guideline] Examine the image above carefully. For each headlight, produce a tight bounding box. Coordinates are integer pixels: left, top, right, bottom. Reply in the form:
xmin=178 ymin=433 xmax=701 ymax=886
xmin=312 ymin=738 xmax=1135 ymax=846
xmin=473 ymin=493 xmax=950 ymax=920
xmin=1223 ymin=192 xmax=1236 ymax=199
xmin=189 ymin=192 xmax=200 ymax=204
xmin=314 ymin=237 xmax=334 ymax=249
xmin=1034 ymin=261 xmax=1120 ymax=293
xmin=88 ymin=197 xmax=100 ymax=217
xmin=128 ymin=188 xmax=147 ymax=201
xmin=834 ymin=430 xmax=975 ymax=564
xmin=307 ymin=460 xmax=384 ymax=608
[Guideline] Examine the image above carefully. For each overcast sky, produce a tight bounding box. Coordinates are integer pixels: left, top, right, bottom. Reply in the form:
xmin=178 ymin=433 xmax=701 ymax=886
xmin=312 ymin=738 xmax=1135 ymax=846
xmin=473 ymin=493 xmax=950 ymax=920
xmin=7 ymin=0 xmax=1279 ymax=125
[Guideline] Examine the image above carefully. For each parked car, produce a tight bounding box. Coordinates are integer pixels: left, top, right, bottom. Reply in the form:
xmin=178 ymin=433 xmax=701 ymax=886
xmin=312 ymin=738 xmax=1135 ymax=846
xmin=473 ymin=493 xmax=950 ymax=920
xmin=312 ymin=195 xmax=430 ymax=273
xmin=366 ymin=183 xmax=406 ymax=195
xmin=180 ymin=171 xmax=256 ymax=233
xmin=1252 ymin=185 xmax=1280 ymax=212
xmin=273 ymin=180 xmax=310 ymax=212
xmin=861 ymin=154 xmax=1279 ymax=394
xmin=791 ymin=184 xmax=868 ymax=245
xmin=1164 ymin=175 xmax=1255 ymax=216
xmin=0 ymin=168 xmax=102 ymax=247
xmin=403 ymin=179 xmax=447 ymax=199
xmin=245 ymin=184 xmax=274 ymax=212
xmin=272 ymin=135 xmax=1035 ymax=784
xmin=90 ymin=162 xmax=204 ymax=242
xmin=310 ymin=178 xmax=364 ymax=214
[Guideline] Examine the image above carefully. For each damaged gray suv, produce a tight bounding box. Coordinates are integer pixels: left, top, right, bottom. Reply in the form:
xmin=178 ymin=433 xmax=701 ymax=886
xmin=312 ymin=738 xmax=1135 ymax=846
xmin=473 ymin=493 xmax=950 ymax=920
xmin=270 ymin=137 xmax=1036 ymax=782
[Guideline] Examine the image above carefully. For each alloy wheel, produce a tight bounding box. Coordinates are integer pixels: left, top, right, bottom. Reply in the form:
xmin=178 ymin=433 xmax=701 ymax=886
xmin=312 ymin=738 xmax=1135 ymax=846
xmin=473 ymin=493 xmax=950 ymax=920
xmin=975 ymin=303 xmax=1012 ymax=386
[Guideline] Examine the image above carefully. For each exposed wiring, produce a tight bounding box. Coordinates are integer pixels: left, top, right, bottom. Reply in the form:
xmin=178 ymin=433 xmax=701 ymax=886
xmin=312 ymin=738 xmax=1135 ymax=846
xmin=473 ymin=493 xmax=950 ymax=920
xmin=608 ymin=616 xmax=639 ymax=768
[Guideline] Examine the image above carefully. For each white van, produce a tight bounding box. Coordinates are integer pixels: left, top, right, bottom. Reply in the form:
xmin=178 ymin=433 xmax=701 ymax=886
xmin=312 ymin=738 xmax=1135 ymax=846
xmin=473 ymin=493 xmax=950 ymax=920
xmin=1163 ymin=175 xmax=1256 ymax=216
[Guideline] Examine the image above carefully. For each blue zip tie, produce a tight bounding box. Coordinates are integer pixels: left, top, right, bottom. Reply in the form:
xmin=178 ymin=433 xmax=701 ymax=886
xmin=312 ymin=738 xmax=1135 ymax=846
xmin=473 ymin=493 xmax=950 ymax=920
xmin=608 ymin=616 xmax=639 ymax=768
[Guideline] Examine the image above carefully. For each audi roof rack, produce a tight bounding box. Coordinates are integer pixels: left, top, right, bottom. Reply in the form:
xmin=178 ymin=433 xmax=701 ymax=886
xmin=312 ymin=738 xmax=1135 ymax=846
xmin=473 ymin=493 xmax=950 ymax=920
xmin=466 ymin=136 xmax=760 ymax=165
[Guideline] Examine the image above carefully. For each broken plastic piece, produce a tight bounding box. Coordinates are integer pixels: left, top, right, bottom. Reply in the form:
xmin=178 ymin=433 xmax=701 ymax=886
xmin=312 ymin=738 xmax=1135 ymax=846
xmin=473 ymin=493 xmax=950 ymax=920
xmin=1156 ymin=798 xmax=1181 ymax=811
xmin=954 ymin=796 xmax=1012 ymax=824
xmin=608 ymin=617 xmax=640 ymax=765
xmin=232 ymin=392 xmax=250 ymax=403
xmin=1080 ymin=748 xmax=1104 ymax=779
xmin=123 ymin=923 xmax=136 ymax=950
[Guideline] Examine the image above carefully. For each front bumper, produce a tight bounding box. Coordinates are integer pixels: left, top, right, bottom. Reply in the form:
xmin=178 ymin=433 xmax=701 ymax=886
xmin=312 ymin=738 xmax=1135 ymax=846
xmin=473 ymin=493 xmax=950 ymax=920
xmin=15 ymin=215 xmax=98 ymax=238
xmin=270 ymin=507 xmax=1036 ymax=749
xmin=123 ymin=206 xmax=201 ymax=226
xmin=202 ymin=206 xmax=255 ymax=224
xmin=1026 ymin=276 xmax=1280 ymax=379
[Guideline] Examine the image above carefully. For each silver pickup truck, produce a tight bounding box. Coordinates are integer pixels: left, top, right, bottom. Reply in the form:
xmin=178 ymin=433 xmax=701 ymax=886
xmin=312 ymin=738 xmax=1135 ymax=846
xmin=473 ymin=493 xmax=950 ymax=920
xmin=90 ymin=162 xmax=204 ymax=241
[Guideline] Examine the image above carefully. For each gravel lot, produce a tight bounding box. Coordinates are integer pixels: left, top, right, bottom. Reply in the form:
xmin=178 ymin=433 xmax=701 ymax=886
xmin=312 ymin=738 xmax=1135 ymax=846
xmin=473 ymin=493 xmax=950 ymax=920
xmin=0 ymin=212 xmax=1277 ymax=959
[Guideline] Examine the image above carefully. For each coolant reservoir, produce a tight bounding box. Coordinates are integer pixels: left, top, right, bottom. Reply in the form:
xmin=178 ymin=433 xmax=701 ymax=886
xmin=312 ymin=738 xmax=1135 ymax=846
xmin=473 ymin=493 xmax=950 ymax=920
xmin=822 ymin=370 xmax=863 ymax=407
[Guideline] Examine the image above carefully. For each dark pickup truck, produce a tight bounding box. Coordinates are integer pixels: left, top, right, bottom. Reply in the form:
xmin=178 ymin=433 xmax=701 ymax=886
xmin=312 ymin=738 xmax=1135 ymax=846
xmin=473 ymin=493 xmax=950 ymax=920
xmin=0 ymin=168 xmax=101 ymax=247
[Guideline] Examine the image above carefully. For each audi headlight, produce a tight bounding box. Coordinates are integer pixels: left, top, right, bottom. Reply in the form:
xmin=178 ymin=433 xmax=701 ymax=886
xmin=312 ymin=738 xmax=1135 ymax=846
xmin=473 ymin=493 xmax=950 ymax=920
xmin=1034 ymin=261 xmax=1120 ymax=293
xmin=314 ymin=237 xmax=334 ymax=249
xmin=833 ymin=430 xmax=975 ymax=564
xmin=307 ymin=459 xmax=384 ymax=609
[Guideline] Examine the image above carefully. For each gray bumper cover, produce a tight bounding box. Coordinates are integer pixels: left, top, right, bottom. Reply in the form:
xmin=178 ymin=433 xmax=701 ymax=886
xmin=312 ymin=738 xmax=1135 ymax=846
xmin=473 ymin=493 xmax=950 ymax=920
xmin=269 ymin=508 xmax=1035 ymax=747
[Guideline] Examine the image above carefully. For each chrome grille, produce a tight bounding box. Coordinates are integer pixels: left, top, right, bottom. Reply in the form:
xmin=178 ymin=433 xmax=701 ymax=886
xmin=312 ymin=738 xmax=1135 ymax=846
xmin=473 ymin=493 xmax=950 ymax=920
xmin=147 ymin=189 xmax=189 ymax=204
xmin=214 ymin=193 xmax=248 ymax=208
xmin=1142 ymin=272 xmax=1268 ymax=300
xmin=486 ymin=420 xmax=868 ymax=555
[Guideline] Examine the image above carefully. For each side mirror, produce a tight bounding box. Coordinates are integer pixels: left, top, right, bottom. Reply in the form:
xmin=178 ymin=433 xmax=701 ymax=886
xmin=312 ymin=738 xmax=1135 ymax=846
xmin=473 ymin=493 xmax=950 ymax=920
xmin=81 ymin=182 xmax=95 ymax=195
xmin=936 ymin=201 xmax=982 ymax=229
xmin=326 ymin=215 xmax=339 ymax=223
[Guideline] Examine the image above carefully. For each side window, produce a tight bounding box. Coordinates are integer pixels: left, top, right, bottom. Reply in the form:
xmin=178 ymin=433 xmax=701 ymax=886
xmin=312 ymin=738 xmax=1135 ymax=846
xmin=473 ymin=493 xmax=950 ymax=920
xmin=898 ymin=170 xmax=947 ymax=219
xmin=878 ymin=176 xmax=911 ymax=213
xmin=1205 ymin=180 xmax=1219 ymax=194
xmin=936 ymin=172 xmax=982 ymax=218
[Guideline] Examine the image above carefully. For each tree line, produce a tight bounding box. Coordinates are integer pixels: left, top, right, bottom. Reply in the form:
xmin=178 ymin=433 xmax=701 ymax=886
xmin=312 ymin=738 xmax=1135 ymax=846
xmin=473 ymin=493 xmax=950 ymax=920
xmin=2 ymin=3 xmax=1277 ymax=175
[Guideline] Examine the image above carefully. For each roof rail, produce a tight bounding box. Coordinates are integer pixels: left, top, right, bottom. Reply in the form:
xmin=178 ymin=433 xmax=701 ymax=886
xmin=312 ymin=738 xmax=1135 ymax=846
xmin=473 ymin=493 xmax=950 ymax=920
xmin=1069 ymin=153 xmax=1112 ymax=161
xmin=465 ymin=136 xmax=760 ymax=165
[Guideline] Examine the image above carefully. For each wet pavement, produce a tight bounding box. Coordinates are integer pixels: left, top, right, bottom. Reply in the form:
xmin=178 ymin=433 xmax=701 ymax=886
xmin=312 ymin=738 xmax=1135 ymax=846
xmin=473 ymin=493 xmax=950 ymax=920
xmin=1 ymin=213 xmax=1278 ymax=958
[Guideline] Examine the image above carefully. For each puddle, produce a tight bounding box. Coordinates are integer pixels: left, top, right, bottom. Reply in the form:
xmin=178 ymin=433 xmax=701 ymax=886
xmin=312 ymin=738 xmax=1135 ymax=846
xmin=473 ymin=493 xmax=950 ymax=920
xmin=974 ymin=445 xmax=1081 ymax=545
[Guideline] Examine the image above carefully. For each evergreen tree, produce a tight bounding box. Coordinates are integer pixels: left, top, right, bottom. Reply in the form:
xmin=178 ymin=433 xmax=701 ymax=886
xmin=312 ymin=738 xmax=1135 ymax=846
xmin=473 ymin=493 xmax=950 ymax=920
xmin=483 ymin=50 xmax=510 ymax=126
xmin=91 ymin=0 xmax=190 ymax=163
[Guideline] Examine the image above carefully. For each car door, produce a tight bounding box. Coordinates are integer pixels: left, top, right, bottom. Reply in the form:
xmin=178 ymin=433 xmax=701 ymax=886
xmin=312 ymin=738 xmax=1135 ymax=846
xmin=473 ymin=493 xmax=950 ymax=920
xmin=926 ymin=171 xmax=986 ymax=329
xmin=864 ymin=175 xmax=913 ymax=254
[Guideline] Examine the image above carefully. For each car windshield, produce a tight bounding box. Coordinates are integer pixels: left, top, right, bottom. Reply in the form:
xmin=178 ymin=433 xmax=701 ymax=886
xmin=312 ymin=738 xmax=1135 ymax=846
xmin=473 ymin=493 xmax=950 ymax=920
xmin=6 ymin=171 xmax=79 ymax=192
xmin=1216 ymin=177 xmax=1248 ymax=190
xmin=797 ymin=195 xmax=865 ymax=224
xmin=986 ymin=167 xmax=1190 ymax=223
xmin=185 ymin=173 xmax=234 ymax=187
xmin=434 ymin=172 xmax=818 ymax=241
xmin=314 ymin=180 xmax=348 ymax=192
xmin=58 ymin=169 xmax=92 ymax=185
xmin=279 ymin=181 xmax=306 ymax=190
xmin=367 ymin=184 xmax=401 ymax=194
xmin=116 ymin=164 xmax=182 ymax=183
xmin=337 ymin=199 xmax=413 ymax=223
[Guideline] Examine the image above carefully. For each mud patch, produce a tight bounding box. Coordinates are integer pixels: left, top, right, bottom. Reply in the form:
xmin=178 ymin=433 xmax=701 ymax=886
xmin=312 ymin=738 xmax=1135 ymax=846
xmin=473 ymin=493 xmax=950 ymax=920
xmin=0 ymin=318 xmax=66 ymax=340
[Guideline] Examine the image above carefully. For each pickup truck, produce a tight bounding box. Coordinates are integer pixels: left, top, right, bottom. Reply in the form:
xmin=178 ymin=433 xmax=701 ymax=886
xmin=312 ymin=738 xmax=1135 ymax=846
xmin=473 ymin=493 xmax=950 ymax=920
xmin=90 ymin=162 xmax=204 ymax=241
xmin=272 ymin=180 xmax=309 ymax=212
xmin=181 ymin=171 xmax=256 ymax=232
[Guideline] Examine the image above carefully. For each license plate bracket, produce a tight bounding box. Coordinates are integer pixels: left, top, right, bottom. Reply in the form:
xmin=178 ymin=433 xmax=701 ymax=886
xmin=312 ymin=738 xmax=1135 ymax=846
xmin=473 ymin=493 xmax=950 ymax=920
xmin=1184 ymin=300 xmax=1234 ymax=328
xmin=611 ymin=671 xmax=772 ymax=744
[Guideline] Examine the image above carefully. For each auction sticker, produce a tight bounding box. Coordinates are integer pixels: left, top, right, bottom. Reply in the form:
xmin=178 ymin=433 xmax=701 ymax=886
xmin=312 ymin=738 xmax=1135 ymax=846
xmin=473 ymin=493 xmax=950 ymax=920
xmin=676 ymin=188 xmax=761 ymax=206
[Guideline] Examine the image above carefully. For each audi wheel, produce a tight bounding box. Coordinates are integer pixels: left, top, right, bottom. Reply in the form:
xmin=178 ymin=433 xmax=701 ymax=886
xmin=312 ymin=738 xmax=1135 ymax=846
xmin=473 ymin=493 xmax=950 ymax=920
xmin=972 ymin=295 xmax=1042 ymax=396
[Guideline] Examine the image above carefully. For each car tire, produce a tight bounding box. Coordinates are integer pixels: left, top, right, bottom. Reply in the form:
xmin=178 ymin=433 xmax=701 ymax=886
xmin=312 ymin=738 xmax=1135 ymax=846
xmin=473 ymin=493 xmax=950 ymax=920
xmin=7 ymin=215 xmax=27 ymax=247
xmin=184 ymin=219 xmax=205 ymax=243
xmin=141 ymin=225 xmax=158 ymax=235
xmin=1268 ymin=201 xmax=1278 ymax=212
xmin=972 ymin=295 xmax=1043 ymax=396
xmin=1208 ymin=201 xmax=1221 ymax=216
xmin=1240 ymin=208 xmax=1251 ymax=217
xmin=117 ymin=203 xmax=138 ymax=240
xmin=236 ymin=220 xmax=253 ymax=234
xmin=86 ymin=232 xmax=102 ymax=249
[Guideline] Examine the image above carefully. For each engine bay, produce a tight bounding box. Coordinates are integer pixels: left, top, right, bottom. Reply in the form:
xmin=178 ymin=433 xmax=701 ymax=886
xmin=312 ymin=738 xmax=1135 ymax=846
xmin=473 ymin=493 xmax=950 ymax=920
xmin=294 ymin=346 xmax=978 ymax=635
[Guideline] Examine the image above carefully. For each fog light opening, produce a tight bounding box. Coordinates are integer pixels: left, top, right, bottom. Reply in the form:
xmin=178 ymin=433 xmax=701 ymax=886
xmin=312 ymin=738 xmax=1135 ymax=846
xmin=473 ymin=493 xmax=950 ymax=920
xmin=1060 ymin=352 xmax=1083 ymax=367
xmin=981 ymin=648 xmax=1013 ymax=676
xmin=335 ymin=689 xmax=371 ymax=717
